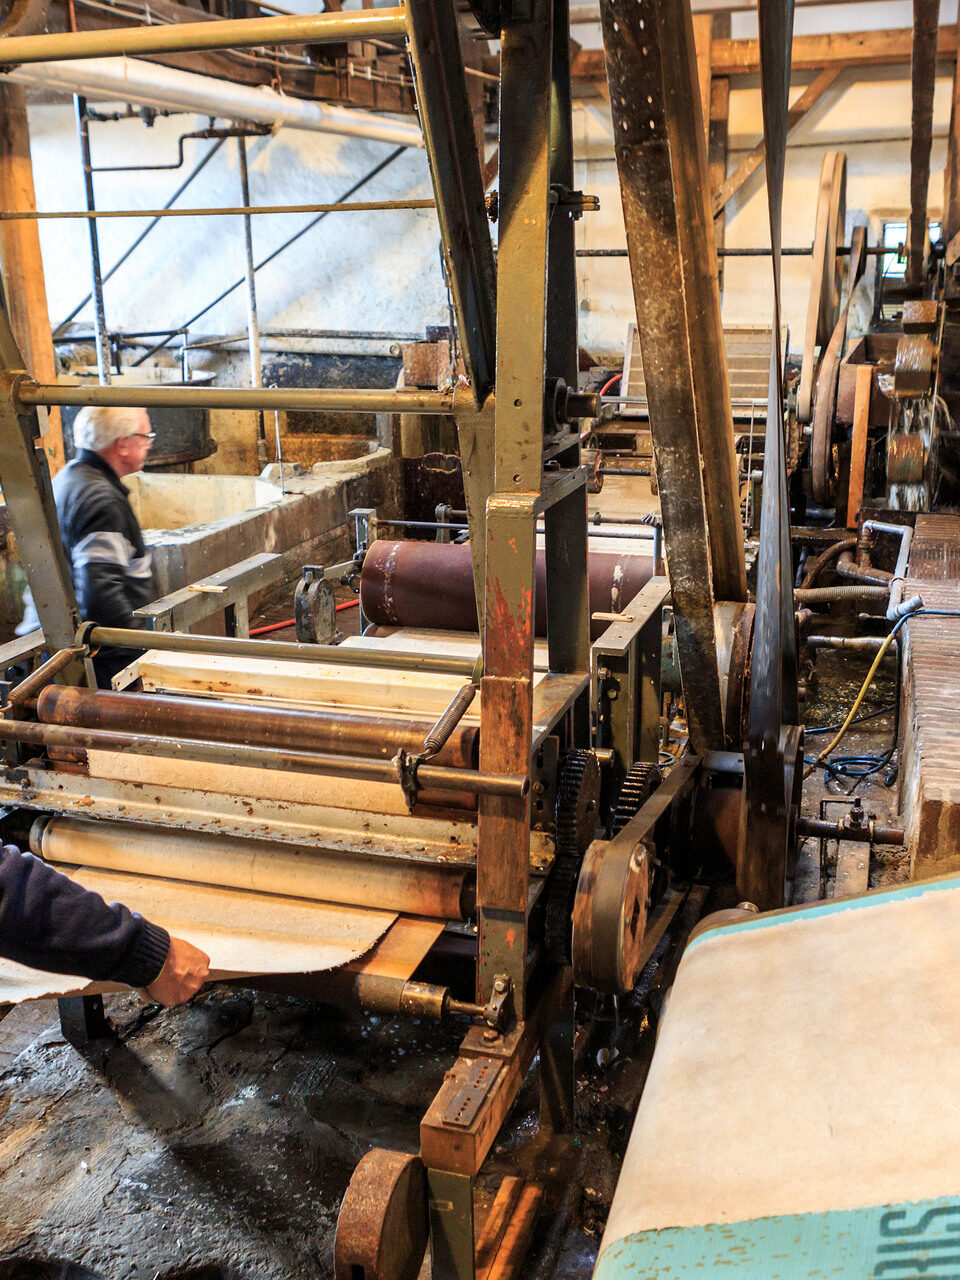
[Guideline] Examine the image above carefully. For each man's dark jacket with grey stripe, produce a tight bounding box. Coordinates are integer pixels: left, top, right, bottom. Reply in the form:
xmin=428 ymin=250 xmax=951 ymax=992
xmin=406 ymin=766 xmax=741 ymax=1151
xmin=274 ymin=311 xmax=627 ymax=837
xmin=0 ymin=843 xmax=170 ymax=986
xmin=19 ymin=450 xmax=153 ymax=673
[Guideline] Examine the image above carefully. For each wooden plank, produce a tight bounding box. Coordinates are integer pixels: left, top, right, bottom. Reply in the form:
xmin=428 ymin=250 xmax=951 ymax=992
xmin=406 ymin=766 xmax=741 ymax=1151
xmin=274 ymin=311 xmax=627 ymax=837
xmin=711 ymin=24 xmax=957 ymax=74
xmin=0 ymin=84 xmax=63 ymax=473
xmin=709 ymin=75 xmax=730 ymax=290
xmin=708 ymin=13 xmax=730 ymax=291
xmin=572 ymin=26 xmax=959 ymax=81
xmin=943 ymin=32 xmax=960 ymax=244
xmin=712 ymin=67 xmax=841 ymax=216
xmin=846 ymin=364 xmax=873 ymax=528
xmin=692 ymin=13 xmax=713 ymax=146
xmin=420 ymin=969 xmax=572 ymax=1176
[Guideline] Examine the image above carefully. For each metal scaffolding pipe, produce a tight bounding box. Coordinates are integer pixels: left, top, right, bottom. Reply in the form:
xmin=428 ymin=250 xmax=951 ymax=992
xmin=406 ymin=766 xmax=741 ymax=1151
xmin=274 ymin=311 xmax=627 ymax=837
xmin=74 ymin=96 xmax=111 ymax=384
xmin=0 ymin=8 xmax=408 ymax=63
xmin=0 ymin=198 xmax=438 ymax=221
xmin=80 ymin=622 xmax=481 ymax=677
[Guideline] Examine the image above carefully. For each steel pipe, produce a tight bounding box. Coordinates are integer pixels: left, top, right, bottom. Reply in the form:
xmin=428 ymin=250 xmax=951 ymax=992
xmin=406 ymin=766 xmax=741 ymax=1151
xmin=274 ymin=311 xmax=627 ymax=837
xmin=0 ymin=8 xmax=408 ymax=63
xmin=15 ymin=378 xmax=485 ymax=417
xmin=3 ymin=57 xmax=424 ymax=147
xmin=0 ymin=718 xmax=527 ymax=798
xmin=792 ymin=584 xmax=890 ymax=606
xmin=36 ymin=685 xmax=479 ymax=768
xmin=79 ymin=622 xmax=481 ymax=678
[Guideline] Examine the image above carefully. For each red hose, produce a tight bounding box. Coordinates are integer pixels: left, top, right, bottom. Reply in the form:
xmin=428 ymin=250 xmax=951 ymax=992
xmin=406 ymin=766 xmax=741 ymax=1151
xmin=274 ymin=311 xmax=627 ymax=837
xmin=598 ymin=373 xmax=622 ymax=398
xmin=248 ymin=598 xmax=359 ymax=636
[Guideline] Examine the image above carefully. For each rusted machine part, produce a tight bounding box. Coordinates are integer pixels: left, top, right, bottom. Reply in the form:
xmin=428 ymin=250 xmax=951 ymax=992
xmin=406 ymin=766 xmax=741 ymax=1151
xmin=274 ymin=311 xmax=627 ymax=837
xmin=294 ymin=569 xmax=337 ymax=645
xmin=571 ymin=835 xmax=650 ymax=994
xmin=811 ymin=223 xmax=869 ymax=504
xmin=887 ymin=432 xmax=928 ymax=486
xmin=894 ymin=335 xmax=937 ymax=398
xmin=334 ymin=1149 xmax=428 ymax=1280
xmin=799 ymin=151 xmax=847 ymax=423
xmin=835 ymin=551 xmax=892 ymax=586
xmin=792 ymin=583 xmax=889 ymax=606
xmin=718 ymin=601 xmax=755 ymax=751
xmin=799 ymin=537 xmax=857 ymax=589
xmin=736 ymin=724 xmax=804 ymax=911
xmin=4 ymin=646 xmax=85 ymax=710
xmin=360 ymin=540 xmax=653 ymax=638
xmin=36 ymin=685 xmax=479 ymax=769
xmin=33 ymin=816 xmax=476 ymax=920
xmin=796 ymin=814 xmax=905 ymax=845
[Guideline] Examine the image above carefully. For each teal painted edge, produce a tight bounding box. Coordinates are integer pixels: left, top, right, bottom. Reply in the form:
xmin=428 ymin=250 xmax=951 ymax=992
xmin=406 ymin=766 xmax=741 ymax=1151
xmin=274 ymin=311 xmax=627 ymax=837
xmin=687 ymin=872 xmax=960 ymax=953
xmin=593 ymin=1195 xmax=960 ymax=1279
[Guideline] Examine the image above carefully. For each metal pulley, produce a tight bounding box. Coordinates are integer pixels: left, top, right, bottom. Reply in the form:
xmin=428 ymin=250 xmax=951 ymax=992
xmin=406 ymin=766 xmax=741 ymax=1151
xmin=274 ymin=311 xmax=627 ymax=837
xmin=335 ymin=1149 xmax=428 ymax=1280
xmin=294 ymin=565 xmax=337 ymax=645
xmin=571 ymin=834 xmax=651 ymax=994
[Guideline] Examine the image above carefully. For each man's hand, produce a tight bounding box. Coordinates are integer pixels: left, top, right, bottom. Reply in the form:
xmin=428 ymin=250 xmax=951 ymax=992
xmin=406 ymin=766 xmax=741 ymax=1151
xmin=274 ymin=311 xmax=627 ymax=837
xmin=144 ymin=935 xmax=210 ymax=1006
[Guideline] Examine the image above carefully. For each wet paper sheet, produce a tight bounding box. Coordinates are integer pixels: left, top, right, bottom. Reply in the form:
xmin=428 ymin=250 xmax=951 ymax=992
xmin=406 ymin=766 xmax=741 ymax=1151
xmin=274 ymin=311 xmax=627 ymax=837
xmin=0 ymin=866 xmax=399 ymax=1006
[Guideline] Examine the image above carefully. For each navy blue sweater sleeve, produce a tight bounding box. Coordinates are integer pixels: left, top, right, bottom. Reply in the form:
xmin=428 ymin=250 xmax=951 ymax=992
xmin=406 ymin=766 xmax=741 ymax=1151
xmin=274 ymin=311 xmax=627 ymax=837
xmin=0 ymin=844 xmax=170 ymax=986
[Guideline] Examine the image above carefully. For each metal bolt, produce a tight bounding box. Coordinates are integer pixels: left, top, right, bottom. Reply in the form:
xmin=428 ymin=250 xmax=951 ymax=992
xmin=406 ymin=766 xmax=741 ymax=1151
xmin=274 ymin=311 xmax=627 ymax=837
xmin=482 ymin=1028 xmax=498 ymax=1042
xmin=493 ymin=978 xmax=507 ymax=994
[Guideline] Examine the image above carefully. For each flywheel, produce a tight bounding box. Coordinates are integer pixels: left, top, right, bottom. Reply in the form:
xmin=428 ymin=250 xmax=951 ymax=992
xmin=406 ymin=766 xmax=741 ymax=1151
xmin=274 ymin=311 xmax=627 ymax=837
xmin=798 ymin=151 xmax=847 ymax=423
xmin=545 ymin=749 xmax=601 ymax=964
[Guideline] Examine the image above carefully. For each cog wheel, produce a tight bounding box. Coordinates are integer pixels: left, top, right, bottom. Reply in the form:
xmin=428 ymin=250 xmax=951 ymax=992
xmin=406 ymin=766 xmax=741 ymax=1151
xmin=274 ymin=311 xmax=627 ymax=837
xmin=545 ymin=749 xmax=601 ymax=964
xmin=612 ymin=762 xmax=663 ymax=836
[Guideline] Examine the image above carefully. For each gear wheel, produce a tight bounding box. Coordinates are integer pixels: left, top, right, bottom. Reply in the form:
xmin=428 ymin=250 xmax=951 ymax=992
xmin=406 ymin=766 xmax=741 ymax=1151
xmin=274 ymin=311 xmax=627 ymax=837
xmin=545 ymin=749 xmax=601 ymax=964
xmin=612 ymin=762 xmax=663 ymax=836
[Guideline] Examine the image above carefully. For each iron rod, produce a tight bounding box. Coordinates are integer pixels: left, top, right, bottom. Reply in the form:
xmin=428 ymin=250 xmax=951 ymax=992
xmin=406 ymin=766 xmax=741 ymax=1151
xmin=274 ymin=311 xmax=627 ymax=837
xmin=575 ymin=245 xmax=888 ymax=257
xmin=0 ymin=719 xmax=526 ymax=798
xmin=0 ymin=198 xmax=437 ymax=221
xmin=0 ymin=7 xmax=408 ymax=63
xmin=4 ymin=647 xmax=85 ymax=709
xmin=83 ymin=622 xmax=481 ymax=677
xmin=237 ymin=136 xmax=262 ymax=392
xmin=74 ymin=96 xmax=111 ymax=384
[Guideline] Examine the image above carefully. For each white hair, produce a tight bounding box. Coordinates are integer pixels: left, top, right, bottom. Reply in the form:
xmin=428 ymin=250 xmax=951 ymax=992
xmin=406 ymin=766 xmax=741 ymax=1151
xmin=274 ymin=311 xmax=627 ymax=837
xmin=73 ymin=405 xmax=147 ymax=452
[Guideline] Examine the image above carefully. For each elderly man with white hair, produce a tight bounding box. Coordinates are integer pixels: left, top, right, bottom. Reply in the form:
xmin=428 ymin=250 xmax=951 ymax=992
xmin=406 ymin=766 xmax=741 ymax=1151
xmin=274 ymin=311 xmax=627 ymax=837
xmin=20 ymin=405 xmax=156 ymax=682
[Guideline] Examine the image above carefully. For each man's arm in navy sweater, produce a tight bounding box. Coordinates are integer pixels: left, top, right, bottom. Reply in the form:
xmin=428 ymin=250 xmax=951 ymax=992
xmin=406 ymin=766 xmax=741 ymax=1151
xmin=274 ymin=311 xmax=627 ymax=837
xmin=0 ymin=844 xmax=209 ymax=1004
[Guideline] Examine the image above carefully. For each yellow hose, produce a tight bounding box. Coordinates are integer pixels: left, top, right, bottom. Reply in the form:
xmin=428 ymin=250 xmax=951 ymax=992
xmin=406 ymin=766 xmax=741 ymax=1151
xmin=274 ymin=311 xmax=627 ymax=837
xmin=803 ymin=626 xmax=901 ymax=780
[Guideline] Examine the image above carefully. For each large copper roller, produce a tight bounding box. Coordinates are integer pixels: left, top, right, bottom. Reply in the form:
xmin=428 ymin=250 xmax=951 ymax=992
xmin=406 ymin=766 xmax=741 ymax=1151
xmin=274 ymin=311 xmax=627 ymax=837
xmin=36 ymin=685 xmax=479 ymax=768
xmin=360 ymin=541 xmax=654 ymax=638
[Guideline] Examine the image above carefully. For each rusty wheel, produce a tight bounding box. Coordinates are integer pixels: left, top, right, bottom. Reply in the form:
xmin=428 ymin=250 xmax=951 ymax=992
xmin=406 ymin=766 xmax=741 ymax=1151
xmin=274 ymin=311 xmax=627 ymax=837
xmin=334 ymin=1149 xmax=428 ymax=1280
xmin=799 ymin=151 xmax=847 ymax=423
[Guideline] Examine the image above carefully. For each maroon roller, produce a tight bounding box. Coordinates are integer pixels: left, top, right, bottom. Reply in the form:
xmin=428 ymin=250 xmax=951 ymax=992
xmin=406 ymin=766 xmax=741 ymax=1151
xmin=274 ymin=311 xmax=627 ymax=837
xmin=360 ymin=541 xmax=654 ymax=639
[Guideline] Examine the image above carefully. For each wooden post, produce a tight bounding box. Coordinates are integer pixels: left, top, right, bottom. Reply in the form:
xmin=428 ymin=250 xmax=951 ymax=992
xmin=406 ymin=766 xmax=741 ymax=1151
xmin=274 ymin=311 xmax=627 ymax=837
xmin=944 ymin=23 xmax=960 ymax=244
xmin=0 ymin=84 xmax=63 ymax=472
xmin=692 ymin=13 xmax=713 ymax=147
xmin=708 ymin=15 xmax=730 ymax=294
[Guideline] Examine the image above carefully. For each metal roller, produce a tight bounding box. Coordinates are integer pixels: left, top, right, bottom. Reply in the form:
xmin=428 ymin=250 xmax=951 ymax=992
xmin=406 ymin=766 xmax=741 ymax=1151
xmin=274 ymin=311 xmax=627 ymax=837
xmin=32 ymin=816 xmax=476 ymax=921
xmin=36 ymin=685 xmax=479 ymax=770
xmin=360 ymin=541 xmax=654 ymax=638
